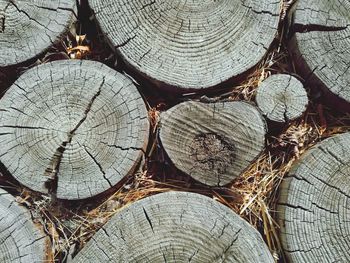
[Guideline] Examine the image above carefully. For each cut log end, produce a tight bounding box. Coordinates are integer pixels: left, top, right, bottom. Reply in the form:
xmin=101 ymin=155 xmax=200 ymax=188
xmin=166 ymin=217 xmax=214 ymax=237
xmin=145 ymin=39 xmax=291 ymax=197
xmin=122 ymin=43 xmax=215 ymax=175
xmin=256 ymin=74 xmax=308 ymax=122
xmin=159 ymin=101 xmax=266 ymax=186
xmin=0 ymin=0 xmax=76 ymax=67
xmin=278 ymin=132 xmax=350 ymax=262
xmin=0 ymin=188 xmax=49 ymax=262
xmin=89 ymin=0 xmax=280 ymax=89
xmin=0 ymin=60 xmax=149 ymax=200
xmin=72 ymin=191 xmax=274 ymax=263
xmin=291 ymin=0 xmax=350 ymax=107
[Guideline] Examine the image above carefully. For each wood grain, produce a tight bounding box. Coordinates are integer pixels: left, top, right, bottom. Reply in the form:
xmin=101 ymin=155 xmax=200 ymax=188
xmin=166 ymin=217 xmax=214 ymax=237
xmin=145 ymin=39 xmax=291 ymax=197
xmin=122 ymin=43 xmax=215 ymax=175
xmin=89 ymin=0 xmax=280 ymax=90
xmin=0 ymin=60 xmax=149 ymax=200
xmin=0 ymin=188 xmax=49 ymax=262
xmin=0 ymin=0 xmax=76 ymax=67
xmin=292 ymin=0 xmax=350 ymax=105
xmin=73 ymin=191 xmax=274 ymax=262
xmin=256 ymin=74 xmax=308 ymax=122
xmin=278 ymin=132 xmax=350 ymax=262
xmin=159 ymin=101 xmax=266 ymax=186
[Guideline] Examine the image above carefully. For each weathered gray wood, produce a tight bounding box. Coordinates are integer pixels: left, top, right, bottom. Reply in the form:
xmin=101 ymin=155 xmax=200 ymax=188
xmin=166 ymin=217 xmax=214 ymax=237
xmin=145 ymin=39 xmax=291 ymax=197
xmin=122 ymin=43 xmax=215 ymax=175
xmin=73 ymin=191 xmax=274 ymax=262
xmin=159 ymin=101 xmax=266 ymax=186
xmin=0 ymin=188 xmax=49 ymax=262
xmin=256 ymin=74 xmax=308 ymax=122
xmin=291 ymin=0 xmax=350 ymax=105
xmin=0 ymin=60 xmax=149 ymax=200
xmin=0 ymin=0 xmax=76 ymax=67
xmin=277 ymin=132 xmax=350 ymax=262
xmin=89 ymin=0 xmax=280 ymax=90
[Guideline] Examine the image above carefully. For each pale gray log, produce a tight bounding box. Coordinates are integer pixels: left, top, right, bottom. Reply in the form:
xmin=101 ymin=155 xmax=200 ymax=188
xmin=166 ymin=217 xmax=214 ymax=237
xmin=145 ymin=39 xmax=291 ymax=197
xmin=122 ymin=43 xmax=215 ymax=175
xmin=0 ymin=188 xmax=49 ymax=263
xmin=0 ymin=0 xmax=76 ymax=67
xmin=0 ymin=60 xmax=149 ymax=200
xmin=159 ymin=101 xmax=266 ymax=186
xmin=277 ymin=132 xmax=350 ymax=263
xmin=73 ymin=191 xmax=274 ymax=263
xmin=256 ymin=74 xmax=308 ymax=122
xmin=88 ymin=0 xmax=280 ymax=90
xmin=292 ymin=0 xmax=350 ymax=103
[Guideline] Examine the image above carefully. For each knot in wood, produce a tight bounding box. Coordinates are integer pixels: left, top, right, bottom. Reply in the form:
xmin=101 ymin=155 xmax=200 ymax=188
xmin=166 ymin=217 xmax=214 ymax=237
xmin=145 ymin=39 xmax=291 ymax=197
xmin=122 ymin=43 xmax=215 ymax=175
xmin=189 ymin=133 xmax=236 ymax=175
xmin=160 ymin=101 xmax=266 ymax=186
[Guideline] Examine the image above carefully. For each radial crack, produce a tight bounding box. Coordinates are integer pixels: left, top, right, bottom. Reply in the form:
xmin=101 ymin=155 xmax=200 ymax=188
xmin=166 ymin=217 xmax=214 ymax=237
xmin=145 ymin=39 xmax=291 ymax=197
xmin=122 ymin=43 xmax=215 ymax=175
xmin=43 ymin=77 xmax=105 ymax=196
xmin=0 ymin=15 xmax=4 ymax=33
xmin=83 ymin=146 xmax=112 ymax=187
xmin=142 ymin=207 xmax=154 ymax=233
xmin=294 ymin=23 xmax=348 ymax=33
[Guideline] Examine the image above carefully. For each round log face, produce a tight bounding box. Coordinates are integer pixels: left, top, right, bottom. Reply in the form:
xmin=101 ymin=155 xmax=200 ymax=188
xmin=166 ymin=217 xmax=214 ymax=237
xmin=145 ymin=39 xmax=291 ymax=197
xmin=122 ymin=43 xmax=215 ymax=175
xmin=278 ymin=133 xmax=350 ymax=262
xmin=159 ymin=101 xmax=266 ymax=186
xmin=293 ymin=0 xmax=350 ymax=104
xmin=89 ymin=0 xmax=280 ymax=89
xmin=0 ymin=0 xmax=75 ymax=67
xmin=0 ymin=188 xmax=48 ymax=262
xmin=0 ymin=60 xmax=149 ymax=200
xmin=72 ymin=191 xmax=274 ymax=262
xmin=256 ymin=74 xmax=308 ymax=122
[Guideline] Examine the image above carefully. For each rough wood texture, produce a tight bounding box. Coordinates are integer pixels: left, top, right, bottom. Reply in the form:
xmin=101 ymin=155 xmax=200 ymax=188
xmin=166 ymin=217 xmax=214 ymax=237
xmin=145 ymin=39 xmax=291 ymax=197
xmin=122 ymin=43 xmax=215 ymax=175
xmin=159 ymin=101 xmax=266 ymax=186
xmin=73 ymin=191 xmax=274 ymax=262
xmin=89 ymin=0 xmax=280 ymax=90
xmin=256 ymin=74 xmax=308 ymax=122
xmin=0 ymin=0 xmax=76 ymax=67
xmin=0 ymin=188 xmax=49 ymax=262
xmin=278 ymin=132 xmax=350 ymax=262
xmin=291 ymin=0 xmax=350 ymax=105
xmin=0 ymin=60 xmax=149 ymax=200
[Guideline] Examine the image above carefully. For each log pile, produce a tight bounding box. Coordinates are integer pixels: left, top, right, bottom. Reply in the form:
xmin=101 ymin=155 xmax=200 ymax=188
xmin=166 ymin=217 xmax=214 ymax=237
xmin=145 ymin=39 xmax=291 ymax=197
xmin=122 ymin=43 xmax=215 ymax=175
xmin=0 ymin=0 xmax=349 ymax=262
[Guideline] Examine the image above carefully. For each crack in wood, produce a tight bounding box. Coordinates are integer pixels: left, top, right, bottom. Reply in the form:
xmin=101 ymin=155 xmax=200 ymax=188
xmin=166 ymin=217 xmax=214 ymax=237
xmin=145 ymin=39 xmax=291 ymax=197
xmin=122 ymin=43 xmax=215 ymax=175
xmin=83 ymin=145 xmax=112 ymax=187
xmin=0 ymin=16 xmax=4 ymax=33
xmin=43 ymin=77 xmax=105 ymax=198
xmin=294 ymin=23 xmax=348 ymax=33
xmin=142 ymin=207 xmax=154 ymax=233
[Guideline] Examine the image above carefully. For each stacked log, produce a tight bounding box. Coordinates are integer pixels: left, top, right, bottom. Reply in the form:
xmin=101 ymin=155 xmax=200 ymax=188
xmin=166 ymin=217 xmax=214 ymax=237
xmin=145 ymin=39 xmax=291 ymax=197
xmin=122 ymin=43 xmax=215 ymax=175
xmin=0 ymin=188 xmax=49 ymax=262
xmin=0 ymin=60 xmax=149 ymax=200
xmin=256 ymin=74 xmax=308 ymax=123
xmin=0 ymin=0 xmax=76 ymax=67
xmin=159 ymin=101 xmax=266 ymax=186
xmin=278 ymin=132 xmax=350 ymax=262
xmin=73 ymin=191 xmax=274 ymax=262
xmin=88 ymin=0 xmax=280 ymax=90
